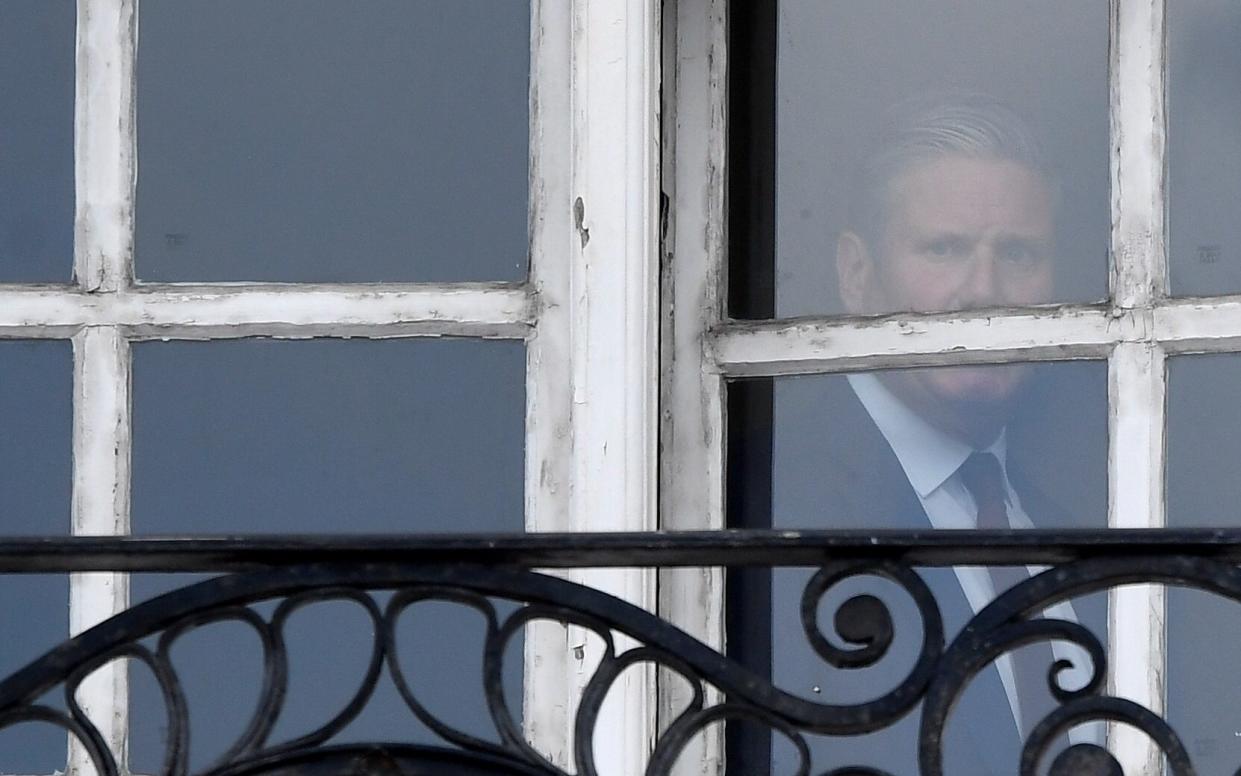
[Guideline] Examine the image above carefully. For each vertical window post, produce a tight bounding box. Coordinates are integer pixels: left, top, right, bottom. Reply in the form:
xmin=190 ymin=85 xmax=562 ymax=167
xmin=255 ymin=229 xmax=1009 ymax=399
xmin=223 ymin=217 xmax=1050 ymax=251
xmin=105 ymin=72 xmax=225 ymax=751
xmin=70 ymin=0 xmax=137 ymax=771
xmin=526 ymin=0 xmax=663 ymax=771
xmin=658 ymin=0 xmax=728 ymax=773
xmin=1108 ymin=0 xmax=1168 ymax=771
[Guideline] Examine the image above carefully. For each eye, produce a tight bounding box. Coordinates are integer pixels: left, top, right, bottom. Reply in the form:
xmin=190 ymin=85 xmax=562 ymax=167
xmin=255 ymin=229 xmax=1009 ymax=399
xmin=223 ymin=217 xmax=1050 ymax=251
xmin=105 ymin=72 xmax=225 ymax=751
xmin=997 ymin=240 xmax=1046 ymax=265
xmin=922 ymin=237 xmax=967 ymax=260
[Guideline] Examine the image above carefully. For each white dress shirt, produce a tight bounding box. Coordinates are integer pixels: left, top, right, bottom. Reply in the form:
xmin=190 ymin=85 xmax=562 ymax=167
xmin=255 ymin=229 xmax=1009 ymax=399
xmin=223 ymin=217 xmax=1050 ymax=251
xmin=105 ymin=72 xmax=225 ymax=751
xmin=847 ymin=373 xmax=1098 ymax=745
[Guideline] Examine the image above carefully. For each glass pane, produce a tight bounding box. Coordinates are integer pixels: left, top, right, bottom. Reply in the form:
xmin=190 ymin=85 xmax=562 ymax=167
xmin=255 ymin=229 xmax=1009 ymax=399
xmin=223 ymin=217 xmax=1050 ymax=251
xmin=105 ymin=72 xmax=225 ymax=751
xmin=1167 ymin=355 xmax=1241 ymax=529
xmin=0 ymin=342 xmax=71 ymax=771
xmin=129 ymin=339 xmax=523 ymax=767
xmin=772 ymin=1 xmax=1108 ymax=318
xmin=0 ymin=342 xmax=71 ymax=535
xmin=1168 ymin=355 xmax=1241 ymax=773
xmin=728 ymin=361 xmax=1107 ymax=774
xmin=1169 ymin=0 xmax=1241 ymax=296
xmin=131 ymin=339 xmax=524 ymax=532
xmin=0 ymin=1 xmax=74 ymax=282
xmin=135 ymin=0 xmax=529 ymax=282
xmin=767 ymin=362 xmax=1106 ymax=530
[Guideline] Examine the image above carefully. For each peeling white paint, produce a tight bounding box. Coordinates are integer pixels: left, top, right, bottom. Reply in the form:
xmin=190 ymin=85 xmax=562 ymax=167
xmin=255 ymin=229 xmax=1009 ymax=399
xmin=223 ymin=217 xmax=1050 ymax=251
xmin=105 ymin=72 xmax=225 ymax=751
xmin=69 ymin=328 xmax=131 ymax=774
xmin=525 ymin=0 xmax=579 ymax=766
xmin=1154 ymin=298 xmax=1241 ymax=353
xmin=525 ymin=0 xmax=661 ymax=770
xmin=562 ymin=0 xmax=664 ymax=771
xmin=0 ymin=284 xmax=533 ymax=340
xmin=1107 ymin=2 xmax=1168 ymax=770
xmin=74 ymin=0 xmax=135 ymax=293
xmin=69 ymin=0 xmax=136 ymax=770
xmin=1110 ymin=0 xmax=1168 ymax=310
xmin=1107 ymin=342 xmax=1166 ymax=774
xmin=710 ymin=305 xmax=1124 ymax=378
xmin=658 ymin=1 xmax=727 ymax=774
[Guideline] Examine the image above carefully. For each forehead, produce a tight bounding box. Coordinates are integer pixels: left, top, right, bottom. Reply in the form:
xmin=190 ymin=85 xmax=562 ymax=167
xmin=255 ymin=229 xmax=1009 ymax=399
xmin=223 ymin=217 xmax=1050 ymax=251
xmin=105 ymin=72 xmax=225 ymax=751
xmin=884 ymin=155 xmax=1054 ymax=237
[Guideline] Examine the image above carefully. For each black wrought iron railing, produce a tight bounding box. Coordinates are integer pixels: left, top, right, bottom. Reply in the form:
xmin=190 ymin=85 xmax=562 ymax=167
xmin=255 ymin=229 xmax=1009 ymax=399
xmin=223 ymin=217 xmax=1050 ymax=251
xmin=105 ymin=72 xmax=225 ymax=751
xmin=0 ymin=529 xmax=1238 ymax=776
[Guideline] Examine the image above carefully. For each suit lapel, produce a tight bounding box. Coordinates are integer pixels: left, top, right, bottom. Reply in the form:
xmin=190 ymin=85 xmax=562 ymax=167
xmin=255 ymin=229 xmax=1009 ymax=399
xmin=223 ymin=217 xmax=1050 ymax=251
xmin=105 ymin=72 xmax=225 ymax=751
xmin=830 ymin=378 xmax=1026 ymax=773
xmin=784 ymin=377 xmax=1054 ymax=772
xmin=928 ymin=562 xmax=1025 ymax=774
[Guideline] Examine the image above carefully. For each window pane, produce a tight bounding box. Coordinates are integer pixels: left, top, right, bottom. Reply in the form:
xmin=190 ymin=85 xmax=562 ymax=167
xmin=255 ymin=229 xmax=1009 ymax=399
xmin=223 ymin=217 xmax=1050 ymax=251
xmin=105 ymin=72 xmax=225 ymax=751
xmin=765 ymin=363 xmax=1106 ymax=530
xmin=135 ymin=0 xmax=529 ymax=282
xmin=129 ymin=339 xmax=523 ymax=768
xmin=131 ymin=339 xmax=524 ymax=533
xmin=1169 ymin=0 xmax=1241 ymax=296
xmin=769 ymin=1 xmax=1108 ymax=319
xmin=0 ymin=0 xmax=73 ymax=282
xmin=0 ymin=342 xmax=71 ymax=771
xmin=1167 ymin=355 xmax=1241 ymax=529
xmin=0 ymin=342 xmax=71 ymax=535
xmin=728 ymin=362 xmax=1107 ymax=773
xmin=1167 ymin=355 xmax=1241 ymax=773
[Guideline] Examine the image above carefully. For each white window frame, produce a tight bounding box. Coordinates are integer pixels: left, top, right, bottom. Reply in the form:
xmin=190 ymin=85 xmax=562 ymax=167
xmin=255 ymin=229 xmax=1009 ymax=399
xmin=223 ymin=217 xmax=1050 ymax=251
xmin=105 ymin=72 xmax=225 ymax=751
xmin=659 ymin=1 xmax=1196 ymax=774
xmin=13 ymin=0 xmax=1221 ymax=774
xmin=12 ymin=1 xmax=663 ymax=774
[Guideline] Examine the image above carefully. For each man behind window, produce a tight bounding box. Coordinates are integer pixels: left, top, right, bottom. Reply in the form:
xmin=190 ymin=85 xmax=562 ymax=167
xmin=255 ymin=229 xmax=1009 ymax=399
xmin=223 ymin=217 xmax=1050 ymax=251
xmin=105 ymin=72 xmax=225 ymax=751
xmin=769 ymin=93 xmax=1105 ymax=774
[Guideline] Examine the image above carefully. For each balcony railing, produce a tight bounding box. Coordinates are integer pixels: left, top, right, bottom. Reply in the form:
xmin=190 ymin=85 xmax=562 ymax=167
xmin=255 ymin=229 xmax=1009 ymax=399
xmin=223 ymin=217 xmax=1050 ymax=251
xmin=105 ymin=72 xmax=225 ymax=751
xmin=0 ymin=529 xmax=1236 ymax=776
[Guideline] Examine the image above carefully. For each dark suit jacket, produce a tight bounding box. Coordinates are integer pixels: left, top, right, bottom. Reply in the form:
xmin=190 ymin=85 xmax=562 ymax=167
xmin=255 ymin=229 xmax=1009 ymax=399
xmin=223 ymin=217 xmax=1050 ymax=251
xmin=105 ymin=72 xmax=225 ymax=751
xmin=757 ymin=376 xmax=1106 ymax=775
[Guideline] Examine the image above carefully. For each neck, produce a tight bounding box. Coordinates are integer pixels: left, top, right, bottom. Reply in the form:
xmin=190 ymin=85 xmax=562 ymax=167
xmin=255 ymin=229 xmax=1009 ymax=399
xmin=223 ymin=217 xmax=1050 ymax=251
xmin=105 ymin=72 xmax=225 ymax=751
xmin=931 ymin=409 xmax=1004 ymax=450
xmin=877 ymin=374 xmax=1009 ymax=449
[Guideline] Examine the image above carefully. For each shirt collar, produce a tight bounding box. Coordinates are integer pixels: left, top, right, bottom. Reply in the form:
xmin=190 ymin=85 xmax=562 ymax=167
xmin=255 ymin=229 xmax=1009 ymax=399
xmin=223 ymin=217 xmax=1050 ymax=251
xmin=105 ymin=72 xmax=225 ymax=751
xmin=846 ymin=372 xmax=1007 ymax=498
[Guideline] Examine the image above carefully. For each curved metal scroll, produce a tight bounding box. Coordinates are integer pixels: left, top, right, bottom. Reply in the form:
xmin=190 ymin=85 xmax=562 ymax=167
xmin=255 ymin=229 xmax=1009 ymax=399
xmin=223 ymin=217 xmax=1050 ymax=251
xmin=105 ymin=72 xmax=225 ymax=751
xmin=0 ymin=554 xmax=1234 ymax=775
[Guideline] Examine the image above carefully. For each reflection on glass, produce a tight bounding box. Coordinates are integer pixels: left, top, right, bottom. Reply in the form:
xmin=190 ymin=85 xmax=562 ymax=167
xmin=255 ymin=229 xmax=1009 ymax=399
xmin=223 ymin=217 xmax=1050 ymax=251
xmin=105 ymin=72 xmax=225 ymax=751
xmin=0 ymin=1 xmax=73 ymax=282
xmin=1169 ymin=0 xmax=1241 ymax=296
xmin=774 ymin=1 xmax=1108 ymax=318
xmin=128 ymin=339 xmax=524 ymax=767
xmin=1167 ymin=355 xmax=1241 ymax=772
xmin=135 ymin=0 xmax=529 ymax=282
xmin=729 ymin=361 xmax=1106 ymax=773
xmin=0 ymin=342 xmax=71 ymax=771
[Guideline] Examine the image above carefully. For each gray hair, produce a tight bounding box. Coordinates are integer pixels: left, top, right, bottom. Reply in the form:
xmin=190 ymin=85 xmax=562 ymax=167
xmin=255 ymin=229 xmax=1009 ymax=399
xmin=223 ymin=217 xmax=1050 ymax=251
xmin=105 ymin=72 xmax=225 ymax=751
xmin=848 ymin=92 xmax=1055 ymax=247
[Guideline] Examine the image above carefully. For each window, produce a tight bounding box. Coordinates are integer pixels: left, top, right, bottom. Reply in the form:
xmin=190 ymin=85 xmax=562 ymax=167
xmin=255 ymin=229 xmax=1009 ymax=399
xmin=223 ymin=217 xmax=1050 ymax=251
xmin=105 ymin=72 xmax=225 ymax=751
xmin=2 ymin=0 xmax=662 ymax=772
xmin=662 ymin=0 xmax=1241 ymax=773
xmin=6 ymin=0 xmax=1233 ymax=773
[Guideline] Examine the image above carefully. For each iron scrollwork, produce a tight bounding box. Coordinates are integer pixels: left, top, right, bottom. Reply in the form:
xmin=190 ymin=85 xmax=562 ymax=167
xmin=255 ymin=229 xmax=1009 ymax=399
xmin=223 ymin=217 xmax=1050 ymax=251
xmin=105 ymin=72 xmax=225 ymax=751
xmin=0 ymin=532 xmax=1236 ymax=774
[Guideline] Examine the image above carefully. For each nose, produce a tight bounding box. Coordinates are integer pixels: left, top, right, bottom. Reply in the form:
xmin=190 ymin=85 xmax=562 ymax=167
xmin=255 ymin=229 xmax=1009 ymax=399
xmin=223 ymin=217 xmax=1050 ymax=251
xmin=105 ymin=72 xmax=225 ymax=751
xmin=959 ymin=250 xmax=1000 ymax=307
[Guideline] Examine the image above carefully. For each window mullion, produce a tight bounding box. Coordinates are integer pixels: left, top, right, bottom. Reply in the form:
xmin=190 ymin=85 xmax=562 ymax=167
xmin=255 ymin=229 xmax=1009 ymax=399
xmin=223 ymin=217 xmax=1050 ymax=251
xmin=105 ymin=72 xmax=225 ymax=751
xmin=658 ymin=1 xmax=728 ymax=774
xmin=69 ymin=327 xmax=132 ymax=774
xmin=1107 ymin=0 xmax=1168 ymax=771
xmin=564 ymin=1 xmax=662 ymax=772
xmin=70 ymin=0 xmax=136 ymax=771
xmin=660 ymin=0 xmax=727 ymax=536
xmin=525 ymin=0 xmax=576 ymax=763
xmin=1110 ymin=0 xmax=1168 ymax=307
xmin=1107 ymin=342 xmax=1168 ymax=774
xmin=710 ymin=307 xmax=1121 ymax=378
xmin=74 ymin=0 xmax=136 ymax=293
xmin=525 ymin=0 xmax=662 ymax=770
xmin=0 ymin=284 xmax=533 ymax=340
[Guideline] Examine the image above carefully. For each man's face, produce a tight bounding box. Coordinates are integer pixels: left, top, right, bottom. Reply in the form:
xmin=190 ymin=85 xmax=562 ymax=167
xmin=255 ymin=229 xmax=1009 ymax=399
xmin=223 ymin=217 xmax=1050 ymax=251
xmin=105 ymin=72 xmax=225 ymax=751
xmin=869 ymin=154 xmax=1055 ymax=314
xmin=838 ymin=154 xmax=1056 ymax=443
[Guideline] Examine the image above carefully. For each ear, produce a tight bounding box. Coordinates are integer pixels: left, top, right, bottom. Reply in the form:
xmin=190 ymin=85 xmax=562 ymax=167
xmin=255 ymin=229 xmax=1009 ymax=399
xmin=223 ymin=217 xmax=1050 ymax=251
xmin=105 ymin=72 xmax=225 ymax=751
xmin=836 ymin=230 xmax=878 ymax=314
